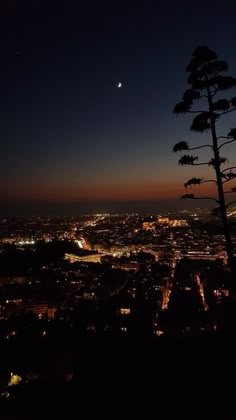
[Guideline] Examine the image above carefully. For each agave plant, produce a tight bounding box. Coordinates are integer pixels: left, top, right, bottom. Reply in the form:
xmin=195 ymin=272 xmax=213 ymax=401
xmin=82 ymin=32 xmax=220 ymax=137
xmin=184 ymin=177 xmax=203 ymax=188
xmin=172 ymin=46 xmax=236 ymax=290
xmin=180 ymin=194 xmax=195 ymax=199
xmin=172 ymin=141 xmax=189 ymax=152
xmin=178 ymin=155 xmax=198 ymax=166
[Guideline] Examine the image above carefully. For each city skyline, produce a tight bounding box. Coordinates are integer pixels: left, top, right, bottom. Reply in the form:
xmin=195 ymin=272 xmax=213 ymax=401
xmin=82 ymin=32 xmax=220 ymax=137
xmin=2 ymin=0 xmax=236 ymax=213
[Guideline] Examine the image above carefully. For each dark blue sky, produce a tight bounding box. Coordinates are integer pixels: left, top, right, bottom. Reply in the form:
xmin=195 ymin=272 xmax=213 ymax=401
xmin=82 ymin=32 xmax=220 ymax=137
xmin=1 ymin=0 xmax=236 ymax=213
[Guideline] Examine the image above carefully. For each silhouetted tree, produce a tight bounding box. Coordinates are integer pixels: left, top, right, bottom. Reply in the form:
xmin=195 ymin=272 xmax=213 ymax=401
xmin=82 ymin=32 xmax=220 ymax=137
xmin=173 ymin=46 xmax=236 ymax=290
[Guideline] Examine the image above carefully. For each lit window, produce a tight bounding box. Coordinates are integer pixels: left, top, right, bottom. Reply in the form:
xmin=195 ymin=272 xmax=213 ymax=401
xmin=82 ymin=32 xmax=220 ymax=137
xmin=120 ymin=308 xmax=131 ymax=315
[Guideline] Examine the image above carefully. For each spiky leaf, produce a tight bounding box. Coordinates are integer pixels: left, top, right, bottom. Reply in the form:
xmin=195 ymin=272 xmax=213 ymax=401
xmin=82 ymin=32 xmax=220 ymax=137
xmin=209 ymin=157 xmax=228 ymax=167
xmin=193 ymin=46 xmax=217 ymax=61
xmin=224 ymin=172 xmax=236 ymax=181
xmin=228 ymin=128 xmax=236 ymax=139
xmin=214 ymin=75 xmax=236 ymax=90
xmin=186 ymin=58 xmax=203 ymax=74
xmin=183 ymin=89 xmax=200 ymax=102
xmin=231 ymin=97 xmax=236 ymax=107
xmin=207 ymin=60 xmax=228 ymax=75
xmin=190 ymin=112 xmax=214 ymax=132
xmin=189 ymin=77 xmax=208 ymax=90
xmin=184 ymin=177 xmax=202 ymax=188
xmin=173 ymin=101 xmax=192 ymax=114
xmin=212 ymin=99 xmax=230 ymax=111
xmin=179 ymin=155 xmax=198 ymax=165
xmin=173 ymin=141 xmax=189 ymax=152
xmin=186 ymin=46 xmax=217 ymax=72
xmin=187 ymin=69 xmax=205 ymax=84
xmin=180 ymin=194 xmax=195 ymax=199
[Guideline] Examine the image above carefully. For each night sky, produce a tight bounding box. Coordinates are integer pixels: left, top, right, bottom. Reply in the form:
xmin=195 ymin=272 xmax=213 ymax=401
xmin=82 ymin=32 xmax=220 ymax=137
xmin=2 ymin=0 xmax=236 ymax=214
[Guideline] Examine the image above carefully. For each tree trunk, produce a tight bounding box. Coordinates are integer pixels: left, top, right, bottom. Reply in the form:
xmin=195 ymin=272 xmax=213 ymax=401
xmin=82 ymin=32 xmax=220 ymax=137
xmin=207 ymin=83 xmax=235 ymax=291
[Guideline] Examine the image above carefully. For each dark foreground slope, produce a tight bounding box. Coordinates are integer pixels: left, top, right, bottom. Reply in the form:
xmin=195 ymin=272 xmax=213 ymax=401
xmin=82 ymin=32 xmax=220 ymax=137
xmin=0 ymin=331 xmax=235 ymax=419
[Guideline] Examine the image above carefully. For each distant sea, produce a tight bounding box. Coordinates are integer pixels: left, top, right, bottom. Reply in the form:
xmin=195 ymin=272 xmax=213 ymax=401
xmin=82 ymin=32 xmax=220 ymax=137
xmin=0 ymin=199 xmax=215 ymax=217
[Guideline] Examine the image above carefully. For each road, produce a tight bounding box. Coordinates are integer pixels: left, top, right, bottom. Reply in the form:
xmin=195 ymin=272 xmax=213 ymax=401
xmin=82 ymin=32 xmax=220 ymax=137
xmin=162 ymin=256 xmax=176 ymax=310
xmin=195 ymin=273 xmax=208 ymax=311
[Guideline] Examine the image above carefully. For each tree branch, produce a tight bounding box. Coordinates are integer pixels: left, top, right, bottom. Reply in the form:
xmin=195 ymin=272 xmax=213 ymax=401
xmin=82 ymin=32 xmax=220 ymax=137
xmin=193 ymin=162 xmax=211 ymax=166
xmin=222 ymin=167 xmax=236 ymax=173
xmin=218 ymin=138 xmax=236 ymax=150
xmin=226 ymin=201 xmax=236 ymax=208
xmin=188 ymin=110 xmax=207 ymax=113
xmin=193 ymin=196 xmax=219 ymax=202
xmin=223 ymin=178 xmax=236 ymax=185
xmin=189 ymin=145 xmax=213 ymax=150
xmin=211 ymin=88 xmax=218 ymax=98
xmin=201 ymin=179 xmax=217 ymax=184
xmin=181 ymin=194 xmax=219 ymax=202
xmin=219 ymin=107 xmax=236 ymax=116
xmin=184 ymin=177 xmax=216 ymax=188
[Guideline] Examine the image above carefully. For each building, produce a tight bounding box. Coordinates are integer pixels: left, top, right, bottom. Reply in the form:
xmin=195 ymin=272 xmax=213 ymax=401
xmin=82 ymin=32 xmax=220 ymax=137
xmin=176 ymin=250 xmax=227 ymax=263
xmin=143 ymin=221 xmax=156 ymax=231
xmin=169 ymin=219 xmax=188 ymax=227
xmin=158 ymin=217 xmax=169 ymax=225
xmin=65 ymin=252 xmax=107 ymax=264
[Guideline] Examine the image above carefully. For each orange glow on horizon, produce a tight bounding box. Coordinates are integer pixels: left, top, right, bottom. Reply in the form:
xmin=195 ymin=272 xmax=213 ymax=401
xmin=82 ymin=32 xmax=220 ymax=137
xmin=1 ymin=180 xmax=219 ymax=202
